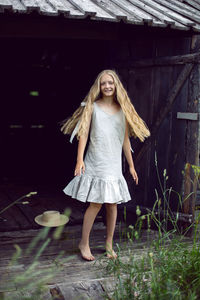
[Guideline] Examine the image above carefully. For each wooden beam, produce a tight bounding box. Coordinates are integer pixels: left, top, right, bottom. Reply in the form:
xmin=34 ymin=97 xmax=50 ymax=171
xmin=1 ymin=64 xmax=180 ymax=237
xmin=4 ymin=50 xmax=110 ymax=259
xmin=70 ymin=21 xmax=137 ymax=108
xmin=0 ymin=15 xmax=120 ymax=40
xmin=183 ymin=35 xmax=200 ymax=222
xmin=135 ymin=63 xmax=194 ymax=165
xmin=116 ymin=52 xmax=200 ymax=68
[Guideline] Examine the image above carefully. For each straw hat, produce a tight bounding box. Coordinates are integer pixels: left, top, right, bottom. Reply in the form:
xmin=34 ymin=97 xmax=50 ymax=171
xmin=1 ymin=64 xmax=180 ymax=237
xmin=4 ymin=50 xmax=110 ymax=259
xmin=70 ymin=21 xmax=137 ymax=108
xmin=35 ymin=210 xmax=69 ymax=227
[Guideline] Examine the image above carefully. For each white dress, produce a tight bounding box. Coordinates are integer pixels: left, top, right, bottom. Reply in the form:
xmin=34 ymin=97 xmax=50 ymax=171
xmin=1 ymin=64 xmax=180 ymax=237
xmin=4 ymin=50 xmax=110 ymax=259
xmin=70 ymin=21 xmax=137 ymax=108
xmin=63 ymin=102 xmax=131 ymax=204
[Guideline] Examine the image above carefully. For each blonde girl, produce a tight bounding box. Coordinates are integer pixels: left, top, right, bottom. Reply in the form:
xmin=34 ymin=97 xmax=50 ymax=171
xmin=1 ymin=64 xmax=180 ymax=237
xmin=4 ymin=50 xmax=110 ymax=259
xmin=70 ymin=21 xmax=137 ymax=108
xmin=61 ymin=70 xmax=150 ymax=261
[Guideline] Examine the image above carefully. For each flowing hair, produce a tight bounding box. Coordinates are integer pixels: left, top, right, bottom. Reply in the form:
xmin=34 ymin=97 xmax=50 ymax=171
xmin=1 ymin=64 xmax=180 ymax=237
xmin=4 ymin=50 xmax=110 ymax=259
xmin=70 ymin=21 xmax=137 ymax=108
xmin=61 ymin=70 xmax=150 ymax=142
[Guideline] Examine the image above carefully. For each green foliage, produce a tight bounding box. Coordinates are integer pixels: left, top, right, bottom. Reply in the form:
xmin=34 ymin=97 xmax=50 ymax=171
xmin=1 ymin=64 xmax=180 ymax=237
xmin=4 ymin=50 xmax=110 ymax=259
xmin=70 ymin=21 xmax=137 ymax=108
xmin=102 ymin=155 xmax=200 ymax=299
xmin=104 ymin=238 xmax=200 ymax=300
xmin=190 ymin=164 xmax=200 ymax=188
xmin=1 ymin=209 xmax=71 ymax=300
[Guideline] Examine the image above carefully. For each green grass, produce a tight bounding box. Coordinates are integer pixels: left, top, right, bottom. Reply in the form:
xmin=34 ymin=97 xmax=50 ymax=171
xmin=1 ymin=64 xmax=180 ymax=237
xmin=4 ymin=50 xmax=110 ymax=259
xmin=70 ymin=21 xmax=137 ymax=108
xmin=1 ymin=157 xmax=200 ymax=299
xmin=101 ymin=158 xmax=200 ymax=300
xmin=103 ymin=232 xmax=200 ymax=300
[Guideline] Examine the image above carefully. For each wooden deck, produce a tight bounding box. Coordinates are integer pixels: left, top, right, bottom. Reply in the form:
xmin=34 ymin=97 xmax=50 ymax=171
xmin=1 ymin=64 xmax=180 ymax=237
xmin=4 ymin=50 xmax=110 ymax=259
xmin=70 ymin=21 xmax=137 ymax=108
xmin=0 ymin=223 xmax=158 ymax=300
xmin=0 ymin=181 xmax=148 ymax=299
xmin=0 ymin=182 xmax=194 ymax=299
xmin=0 ymin=182 xmax=88 ymax=232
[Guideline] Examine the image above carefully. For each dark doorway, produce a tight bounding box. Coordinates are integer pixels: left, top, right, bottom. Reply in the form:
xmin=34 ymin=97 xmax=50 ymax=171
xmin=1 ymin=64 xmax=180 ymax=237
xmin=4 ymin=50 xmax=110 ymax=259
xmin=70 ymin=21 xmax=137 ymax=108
xmin=0 ymin=38 xmax=112 ymax=230
xmin=0 ymin=38 xmax=109 ymax=188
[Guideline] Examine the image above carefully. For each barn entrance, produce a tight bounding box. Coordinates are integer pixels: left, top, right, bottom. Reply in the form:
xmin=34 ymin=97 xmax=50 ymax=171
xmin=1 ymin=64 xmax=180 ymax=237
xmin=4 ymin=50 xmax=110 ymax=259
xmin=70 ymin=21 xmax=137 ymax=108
xmin=1 ymin=38 xmax=109 ymax=185
xmin=1 ymin=31 xmax=199 ymax=232
xmin=0 ymin=38 xmax=110 ymax=230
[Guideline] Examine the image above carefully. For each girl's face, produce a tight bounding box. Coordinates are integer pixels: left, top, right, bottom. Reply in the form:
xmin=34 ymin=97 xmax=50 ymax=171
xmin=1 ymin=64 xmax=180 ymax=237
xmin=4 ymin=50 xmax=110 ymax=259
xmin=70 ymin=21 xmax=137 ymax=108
xmin=100 ymin=74 xmax=115 ymax=97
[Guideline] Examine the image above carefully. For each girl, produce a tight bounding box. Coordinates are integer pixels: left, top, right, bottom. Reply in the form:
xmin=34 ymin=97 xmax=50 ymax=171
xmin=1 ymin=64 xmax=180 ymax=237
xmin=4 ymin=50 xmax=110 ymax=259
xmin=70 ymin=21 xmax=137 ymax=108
xmin=61 ymin=70 xmax=150 ymax=261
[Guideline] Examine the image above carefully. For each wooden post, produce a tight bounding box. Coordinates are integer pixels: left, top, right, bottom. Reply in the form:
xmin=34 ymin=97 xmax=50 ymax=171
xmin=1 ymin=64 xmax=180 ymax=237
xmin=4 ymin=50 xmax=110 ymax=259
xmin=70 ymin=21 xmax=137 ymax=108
xmin=183 ymin=35 xmax=200 ymax=224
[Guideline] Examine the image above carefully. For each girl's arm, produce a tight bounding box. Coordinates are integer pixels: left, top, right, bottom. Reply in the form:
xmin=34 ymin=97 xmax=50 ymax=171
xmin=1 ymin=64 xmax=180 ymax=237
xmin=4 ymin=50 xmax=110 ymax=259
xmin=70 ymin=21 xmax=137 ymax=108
xmin=123 ymin=121 xmax=138 ymax=185
xmin=74 ymin=111 xmax=92 ymax=176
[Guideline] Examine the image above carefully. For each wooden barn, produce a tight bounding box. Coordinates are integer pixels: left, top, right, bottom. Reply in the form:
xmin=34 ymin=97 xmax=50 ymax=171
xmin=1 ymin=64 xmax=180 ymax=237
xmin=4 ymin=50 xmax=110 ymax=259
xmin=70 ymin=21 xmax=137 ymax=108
xmin=0 ymin=0 xmax=200 ymax=232
xmin=1 ymin=1 xmax=200 ymax=299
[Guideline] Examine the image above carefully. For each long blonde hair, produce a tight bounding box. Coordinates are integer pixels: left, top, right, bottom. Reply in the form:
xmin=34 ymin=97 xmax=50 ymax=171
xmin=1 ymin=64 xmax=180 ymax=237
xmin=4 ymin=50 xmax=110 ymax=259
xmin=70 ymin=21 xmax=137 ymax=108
xmin=61 ymin=70 xmax=150 ymax=142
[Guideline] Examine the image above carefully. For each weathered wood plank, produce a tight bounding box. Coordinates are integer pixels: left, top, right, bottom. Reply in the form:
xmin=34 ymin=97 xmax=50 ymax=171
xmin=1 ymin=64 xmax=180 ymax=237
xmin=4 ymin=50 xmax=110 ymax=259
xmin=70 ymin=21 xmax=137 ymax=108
xmin=138 ymin=0 xmax=192 ymax=29
xmin=116 ymin=51 xmax=200 ymax=68
xmin=129 ymin=0 xmax=174 ymax=25
xmin=69 ymin=0 xmax=115 ymax=21
xmin=0 ymin=205 xmax=32 ymax=231
xmin=92 ymin=0 xmax=141 ymax=24
xmin=47 ymin=0 xmax=82 ymax=16
xmin=153 ymin=0 xmax=200 ymax=25
xmin=0 ymin=0 xmax=25 ymax=12
xmin=135 ymin=63 xmax=194 ymax=165
xmin=133 ymin=0 xmax=187 ymax=29
xmin=174 ymin=0 xmax=200 ymax=11
xmin=183 ymin=0 xmax=200 ymax=10
xmin=111 ymin=0 xmax=155 ymax=23
xmin=56 ymin=281 xmax=105 ymax=300
xmin=0 ymin=188 xmax=39 ymax=231
xmin=166 ymin=0 xmax=200 ymax=23
xmin=0 ymin=224 xmax=159 ymax=297
xmin=2 ymin=289 xmax=53 ymax=300
xmin=0 ymin=222 xmax=192 ymax=300
xmin=21 ymin=0 xmax=57 ymax=15
xmin=0 ymin=210 xmax=22 ymax=231
xmin=183 ymin=35 xmax=200 ymax=223
xmin=50 ymin=287 xmax=65 ymax=300
xmin=0 ymin=184 xmax=85 ymax=231
xmin=99 ymin=277 xmax=116 ymax=300
xmin=177 ymin=112 xmax=198 ymax=120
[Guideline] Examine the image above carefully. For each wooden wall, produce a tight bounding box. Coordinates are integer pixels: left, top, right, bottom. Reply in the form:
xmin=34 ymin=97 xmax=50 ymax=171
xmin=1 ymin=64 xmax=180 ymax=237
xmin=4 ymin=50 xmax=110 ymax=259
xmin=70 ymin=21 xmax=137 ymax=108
xmin=108 ymin=35 xmax=197 ymax=213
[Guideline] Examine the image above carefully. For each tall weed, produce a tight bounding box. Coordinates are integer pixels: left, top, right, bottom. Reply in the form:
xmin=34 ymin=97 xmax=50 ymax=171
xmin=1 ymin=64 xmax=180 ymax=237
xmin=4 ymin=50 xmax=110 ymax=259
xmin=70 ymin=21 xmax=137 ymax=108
xmin=103 ymin=156 xmax=200 ymax=299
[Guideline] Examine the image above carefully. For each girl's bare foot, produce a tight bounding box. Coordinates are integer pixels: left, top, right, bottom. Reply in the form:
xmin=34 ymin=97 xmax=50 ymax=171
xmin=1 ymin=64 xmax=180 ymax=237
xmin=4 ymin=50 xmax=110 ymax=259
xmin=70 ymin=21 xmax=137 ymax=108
xmin=78 ymin=242 xmax=95 ymax=261
xmin=106 ymin=243 xmax=117 ymax=259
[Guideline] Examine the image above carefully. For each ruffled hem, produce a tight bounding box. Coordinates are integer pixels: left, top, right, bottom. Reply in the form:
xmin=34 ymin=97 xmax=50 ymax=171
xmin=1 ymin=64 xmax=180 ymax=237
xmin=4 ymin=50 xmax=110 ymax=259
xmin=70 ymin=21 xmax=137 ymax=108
xmin=63 ymin=173 xmax=131 ymax=204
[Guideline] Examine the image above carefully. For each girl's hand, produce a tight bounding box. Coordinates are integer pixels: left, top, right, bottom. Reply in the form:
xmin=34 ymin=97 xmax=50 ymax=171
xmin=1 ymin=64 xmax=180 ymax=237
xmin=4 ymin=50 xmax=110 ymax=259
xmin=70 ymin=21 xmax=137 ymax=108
xmin=74 ymin=160 xmax=85 ymax=176
xmin=130 ymin=166 xmax=138 ymax=185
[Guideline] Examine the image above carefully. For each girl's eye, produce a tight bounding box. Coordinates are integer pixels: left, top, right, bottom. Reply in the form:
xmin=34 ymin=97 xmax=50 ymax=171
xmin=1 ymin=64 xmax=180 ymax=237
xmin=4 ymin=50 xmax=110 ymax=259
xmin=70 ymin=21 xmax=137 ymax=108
xmin=101 ymin=81 xmax=114 ymax=85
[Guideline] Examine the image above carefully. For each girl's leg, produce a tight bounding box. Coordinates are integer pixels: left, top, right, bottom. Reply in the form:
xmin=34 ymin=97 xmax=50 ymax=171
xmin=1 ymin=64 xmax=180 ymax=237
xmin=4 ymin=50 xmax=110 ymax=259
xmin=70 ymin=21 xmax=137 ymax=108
xmin=79 ymin=202 xmax=102 ymax=261
xmin=105 ymin=203 xmax=117 ymax=258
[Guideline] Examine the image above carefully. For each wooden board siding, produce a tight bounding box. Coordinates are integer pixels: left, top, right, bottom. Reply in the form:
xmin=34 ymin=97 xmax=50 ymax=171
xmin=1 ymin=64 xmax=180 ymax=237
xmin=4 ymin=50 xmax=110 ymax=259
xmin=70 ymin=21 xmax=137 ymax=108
xmin=183 ymin=35 xmax=200 ymax=218
xmin=0 ymin=225 xmax=161 ymax=300
xmin=109 ymin=35 xmax=197 ymax=214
